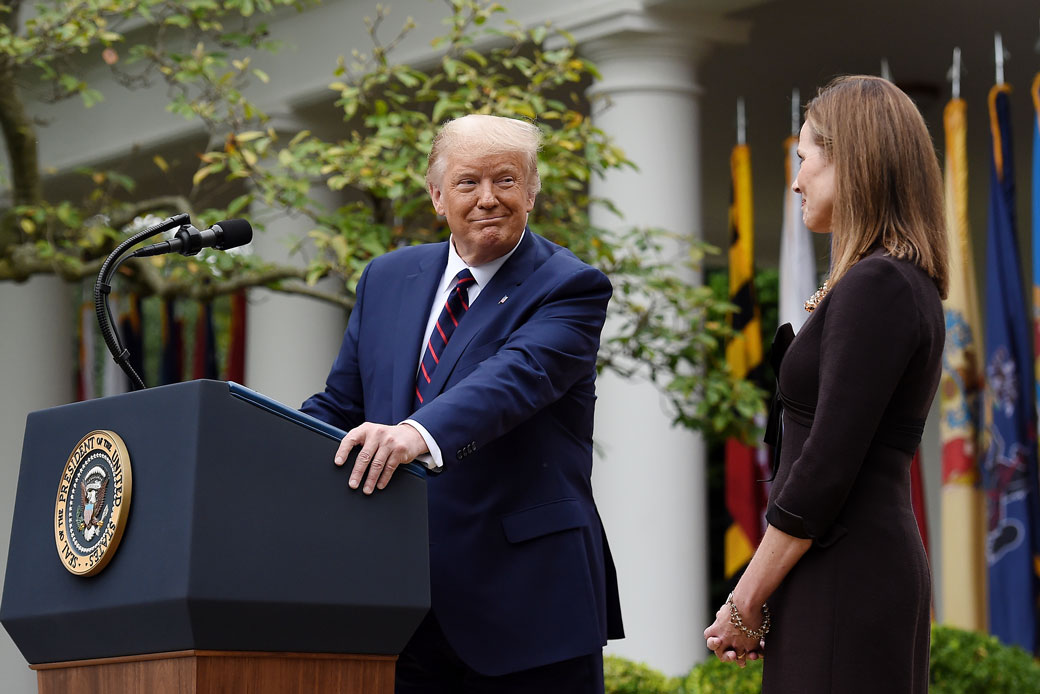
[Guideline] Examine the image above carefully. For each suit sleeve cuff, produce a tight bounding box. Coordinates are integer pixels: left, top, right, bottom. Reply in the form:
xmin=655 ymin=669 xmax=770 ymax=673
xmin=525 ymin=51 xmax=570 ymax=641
xmin=401 ymin=419 xmax=443 ymax=470
xmin=765 ymin=501 xmax=811 ymax=539
xmin=766 ymin=501 xmax=848 ymax=548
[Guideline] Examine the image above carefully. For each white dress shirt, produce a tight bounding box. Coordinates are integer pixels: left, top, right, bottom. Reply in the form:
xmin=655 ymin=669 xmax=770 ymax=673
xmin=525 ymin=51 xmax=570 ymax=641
xmin=403 ymin=230 xmax=525 ymax=468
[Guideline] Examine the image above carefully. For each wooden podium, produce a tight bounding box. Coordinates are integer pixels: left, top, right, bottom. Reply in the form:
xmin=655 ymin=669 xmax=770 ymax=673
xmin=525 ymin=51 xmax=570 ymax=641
xmin=2 ymin=381 xmax=430 ymax=693
xmin=32 ymin=651 xmax=396 ymax=693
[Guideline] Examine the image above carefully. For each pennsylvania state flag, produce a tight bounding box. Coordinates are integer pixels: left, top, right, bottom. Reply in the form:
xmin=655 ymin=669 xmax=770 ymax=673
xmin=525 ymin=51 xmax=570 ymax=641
xmin=982 ymin=83 xmax=1040 ymax=653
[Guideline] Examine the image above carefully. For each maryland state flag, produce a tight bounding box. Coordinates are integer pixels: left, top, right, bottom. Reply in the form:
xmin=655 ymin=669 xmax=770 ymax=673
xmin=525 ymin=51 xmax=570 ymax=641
xmin=982 ymin=83 xmax=1040 ymax=652
xmin=724 ymin=142 xmax=769 ymax=578
xmin=939 ymin=96 xmax=987 ymax=630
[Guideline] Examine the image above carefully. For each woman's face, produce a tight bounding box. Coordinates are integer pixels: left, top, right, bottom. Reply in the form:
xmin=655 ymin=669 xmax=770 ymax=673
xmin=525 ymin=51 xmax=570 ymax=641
xmin=792 ymin=120 xmax=836 ymax=234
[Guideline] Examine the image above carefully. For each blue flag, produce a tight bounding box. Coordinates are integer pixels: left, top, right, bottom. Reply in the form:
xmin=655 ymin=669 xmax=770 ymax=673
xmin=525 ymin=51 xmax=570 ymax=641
xmin=1032 ymin=73 xmax=1040 ymax=439
xmin=983 ymin=83 xmax=1040 ymax=653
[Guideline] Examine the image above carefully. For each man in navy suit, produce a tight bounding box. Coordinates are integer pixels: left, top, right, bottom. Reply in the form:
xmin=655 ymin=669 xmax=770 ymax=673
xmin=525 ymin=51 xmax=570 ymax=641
xmin=301 ymin=114 xmax=623 ymax=692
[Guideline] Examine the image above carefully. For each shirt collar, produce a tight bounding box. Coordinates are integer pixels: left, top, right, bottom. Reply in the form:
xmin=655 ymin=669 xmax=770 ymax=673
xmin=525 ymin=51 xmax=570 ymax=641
xmin=440 ymin=229 xmax=526 ymax=295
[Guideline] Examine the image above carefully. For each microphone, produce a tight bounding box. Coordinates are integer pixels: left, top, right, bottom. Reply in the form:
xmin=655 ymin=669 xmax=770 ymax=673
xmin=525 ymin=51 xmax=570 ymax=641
xmin=133 ymin=219 xmax=252 ymax=258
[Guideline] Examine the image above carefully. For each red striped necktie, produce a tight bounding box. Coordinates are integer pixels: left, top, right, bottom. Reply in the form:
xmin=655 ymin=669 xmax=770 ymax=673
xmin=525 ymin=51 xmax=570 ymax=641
xmin=415 ymin=269 xmax=475 ymax=405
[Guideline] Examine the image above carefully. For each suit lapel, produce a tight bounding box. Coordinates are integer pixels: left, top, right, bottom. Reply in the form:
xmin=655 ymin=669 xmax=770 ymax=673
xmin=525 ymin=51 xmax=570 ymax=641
xmin=392 ymin=244 xmax=448 ymax=421
xmin=423 ymin=231 xmax=540 ymax=399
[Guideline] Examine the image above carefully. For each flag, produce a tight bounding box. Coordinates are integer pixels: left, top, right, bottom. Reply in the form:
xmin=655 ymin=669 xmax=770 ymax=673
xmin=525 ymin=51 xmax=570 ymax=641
xmin=910 ymin=452 xmax=929 ymax=556
xmin=724 ymin=142 xmax=769 ymax=578
xmin=192 ymin=301 xmax=219 ymax=380
xmin=226 ymin=290 xmax=247 ymax=383
xmin=120 ymin=294 xmax=145 ymax=388
xmin=1033 ymin=72 xmax=1040 ymax=455
xmin=982 ymin=83 xmax=1040 ymax=652
xmin=101 ymin=294 xmax=130 ymax=397
xmin=78 ymin=300 xmax=96 ymax=401
xmin=161 ymin=299 xmax=184 ymax=385
xmin=939 ymin=96 xmax=987 ymax=630
xmin=778 ymin=136 xmax=817 ymax=332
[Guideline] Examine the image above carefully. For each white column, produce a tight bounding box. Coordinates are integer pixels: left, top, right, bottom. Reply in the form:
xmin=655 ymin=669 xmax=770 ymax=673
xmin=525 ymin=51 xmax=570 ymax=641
xmin=0 ymin=276 xmax=75 ymax=693
xmin=245 ymin=188 xmax=347 ymax=409
xmin=580 ymin=22 xmax=733 ymax=676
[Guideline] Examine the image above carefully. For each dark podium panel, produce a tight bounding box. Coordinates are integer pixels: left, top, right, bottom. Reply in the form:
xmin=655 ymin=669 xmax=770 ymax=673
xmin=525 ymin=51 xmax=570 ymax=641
xmin=1 ymin=380 xmax=430 ymax=668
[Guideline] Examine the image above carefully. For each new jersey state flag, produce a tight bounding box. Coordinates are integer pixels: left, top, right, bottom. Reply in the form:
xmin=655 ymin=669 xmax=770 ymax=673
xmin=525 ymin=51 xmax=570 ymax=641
xmin=939 ymin=96 xmax=987 ymax=631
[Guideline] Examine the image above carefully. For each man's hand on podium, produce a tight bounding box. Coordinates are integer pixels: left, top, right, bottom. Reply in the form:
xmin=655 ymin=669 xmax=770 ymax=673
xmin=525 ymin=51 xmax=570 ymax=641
xmin=335 ymin=423 xmax=430 ymax=495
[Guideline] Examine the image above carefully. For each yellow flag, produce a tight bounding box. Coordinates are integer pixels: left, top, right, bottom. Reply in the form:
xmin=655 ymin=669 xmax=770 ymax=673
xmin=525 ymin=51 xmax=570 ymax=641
xmin=939 ymin=97 xmax=987 ymax=631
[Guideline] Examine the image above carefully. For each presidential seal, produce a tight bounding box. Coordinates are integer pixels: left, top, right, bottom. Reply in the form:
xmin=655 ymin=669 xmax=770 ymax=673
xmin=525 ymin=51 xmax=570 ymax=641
xmin=54 ymin=430 xmax=132 ymax=576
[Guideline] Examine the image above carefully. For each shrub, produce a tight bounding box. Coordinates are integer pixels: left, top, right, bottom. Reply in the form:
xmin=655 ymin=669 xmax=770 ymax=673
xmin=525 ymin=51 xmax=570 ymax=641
xmin=604 ymin=654 xmax=681 ymax=694
xmin=681 ymin=656 xmax=763 ymax=694
xmin=929 ymin=624 xmax=1040 ymax=694
xmin=603 ymin=624 xmax=1040 ymax=694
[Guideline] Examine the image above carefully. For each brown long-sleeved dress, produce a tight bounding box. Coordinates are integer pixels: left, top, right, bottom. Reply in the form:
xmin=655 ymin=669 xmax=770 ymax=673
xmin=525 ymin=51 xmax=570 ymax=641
xmin=762 ymin=249 xmax=944 ymax=693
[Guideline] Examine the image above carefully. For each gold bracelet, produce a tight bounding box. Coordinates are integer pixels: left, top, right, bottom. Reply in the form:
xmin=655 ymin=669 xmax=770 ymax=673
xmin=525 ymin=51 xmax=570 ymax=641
xmin=726 ymin=592 xmax=771 ymax=640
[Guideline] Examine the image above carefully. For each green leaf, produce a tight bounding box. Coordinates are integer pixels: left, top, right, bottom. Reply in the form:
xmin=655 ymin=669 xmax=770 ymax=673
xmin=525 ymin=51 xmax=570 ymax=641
xmin=396 ymin=70 xmax=420 ymax=87
xmin=432 ymin=97 xmax=457 ymax=124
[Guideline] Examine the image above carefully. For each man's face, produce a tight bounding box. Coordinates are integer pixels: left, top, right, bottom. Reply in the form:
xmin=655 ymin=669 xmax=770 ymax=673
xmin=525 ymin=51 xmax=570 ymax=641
xmin=430 ymin=150 xmax=536 ymax=266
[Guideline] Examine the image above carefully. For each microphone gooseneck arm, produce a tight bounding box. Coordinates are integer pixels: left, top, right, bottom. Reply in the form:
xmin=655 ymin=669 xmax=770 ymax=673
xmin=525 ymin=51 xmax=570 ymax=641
xmin=93 ymin=213 xmax=190 ymax=391
xmin=131 ymin=219 xmax=252 ymax=258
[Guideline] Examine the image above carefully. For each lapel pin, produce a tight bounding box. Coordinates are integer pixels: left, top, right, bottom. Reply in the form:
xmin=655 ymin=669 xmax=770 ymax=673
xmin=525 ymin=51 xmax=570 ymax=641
xmin=499 ymin=295 xmax=509 ymax=304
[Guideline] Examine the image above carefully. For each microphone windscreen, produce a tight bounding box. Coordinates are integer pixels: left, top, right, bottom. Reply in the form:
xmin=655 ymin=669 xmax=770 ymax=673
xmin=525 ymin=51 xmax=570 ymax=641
xmin=214 ymin=219 xmax=253 ymax=249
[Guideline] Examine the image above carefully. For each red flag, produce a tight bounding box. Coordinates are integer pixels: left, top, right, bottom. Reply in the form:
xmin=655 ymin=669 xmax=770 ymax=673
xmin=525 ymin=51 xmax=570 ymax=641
xmin=910 ymin=451 xmax=929 ymax=557
xmin=225 ymin=291 xmax=247 ymax=383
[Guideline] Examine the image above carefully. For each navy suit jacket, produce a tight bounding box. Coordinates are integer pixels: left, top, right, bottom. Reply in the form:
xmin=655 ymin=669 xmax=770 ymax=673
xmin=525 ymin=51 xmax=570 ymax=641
xmin=301 ymin=230 xmax=623 ymax=675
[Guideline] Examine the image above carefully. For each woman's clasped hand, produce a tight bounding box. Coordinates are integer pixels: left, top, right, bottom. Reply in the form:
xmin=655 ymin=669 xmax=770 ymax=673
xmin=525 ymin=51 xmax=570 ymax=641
xmin=703 ymin=594 xmax=767 ymax=668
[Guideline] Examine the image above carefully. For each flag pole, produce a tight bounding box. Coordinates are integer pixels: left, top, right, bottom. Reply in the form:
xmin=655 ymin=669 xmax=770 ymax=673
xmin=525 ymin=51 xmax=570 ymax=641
xmin=995 ymin=31 xmax=1006 ymax=85
xmin=791 ymin=87 xmax=800 ymax=136
xmin=949 ymin=47 xmax=962 ymax=100
xmin=737 ymin=97 xmax=746 ymax=146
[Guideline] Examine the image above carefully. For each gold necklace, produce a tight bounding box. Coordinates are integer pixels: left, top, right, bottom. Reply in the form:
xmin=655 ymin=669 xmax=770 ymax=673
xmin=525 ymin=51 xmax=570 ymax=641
xmin=804 ymin=281 xmax=830 ymax=313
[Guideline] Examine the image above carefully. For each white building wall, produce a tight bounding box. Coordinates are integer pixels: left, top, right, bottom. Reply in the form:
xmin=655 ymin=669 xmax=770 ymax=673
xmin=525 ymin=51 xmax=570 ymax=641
xmin=0 ymin=278 xmax=75 ymax=692
xmin=245 ymin=189 xmax=347 ymax=409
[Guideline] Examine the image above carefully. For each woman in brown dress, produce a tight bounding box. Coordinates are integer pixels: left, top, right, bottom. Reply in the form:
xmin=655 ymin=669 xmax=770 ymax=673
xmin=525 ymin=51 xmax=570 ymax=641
xmin=703 ymin=75 xmax=949 ymax=693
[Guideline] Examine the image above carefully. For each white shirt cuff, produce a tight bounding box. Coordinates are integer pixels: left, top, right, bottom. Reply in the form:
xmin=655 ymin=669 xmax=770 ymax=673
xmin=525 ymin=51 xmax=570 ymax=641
xmin=401 ymin=419 xmax=443 ymax=470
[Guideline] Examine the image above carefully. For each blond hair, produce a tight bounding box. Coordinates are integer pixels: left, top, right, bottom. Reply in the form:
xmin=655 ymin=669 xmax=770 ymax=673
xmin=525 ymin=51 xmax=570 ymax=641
xmin=426 ymin=114 xmax=542 ymax=195
xmin=807 ymin=75 xmax=948 ymax=298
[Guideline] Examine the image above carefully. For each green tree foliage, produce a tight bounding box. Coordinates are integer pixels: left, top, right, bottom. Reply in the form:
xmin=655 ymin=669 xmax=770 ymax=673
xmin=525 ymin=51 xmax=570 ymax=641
xmin=0 ymin=0 xmax=763 ymax=439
